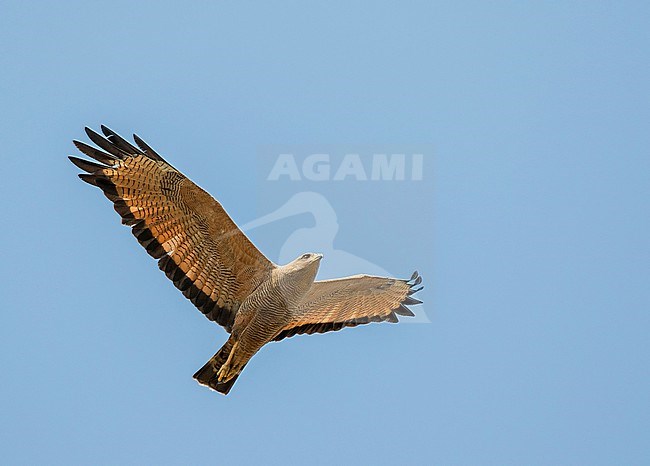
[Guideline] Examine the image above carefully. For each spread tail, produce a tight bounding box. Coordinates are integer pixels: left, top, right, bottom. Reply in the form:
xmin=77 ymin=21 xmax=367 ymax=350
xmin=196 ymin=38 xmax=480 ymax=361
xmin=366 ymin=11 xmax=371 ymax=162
xmin=192 ymin=339 xmax=246 ymax=395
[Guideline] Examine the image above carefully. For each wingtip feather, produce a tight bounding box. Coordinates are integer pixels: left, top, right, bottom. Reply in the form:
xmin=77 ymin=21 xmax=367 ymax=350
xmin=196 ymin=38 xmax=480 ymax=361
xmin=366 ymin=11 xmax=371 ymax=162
xmin=68 ymin=155 xmax=107 ymax=173
xmin=84 ymin=126 xmax=127 ymax=159
xmin=78 ymin=173 xmax=99 ymax=186
xmin=133 ymin=133 xmax=165 ymax=161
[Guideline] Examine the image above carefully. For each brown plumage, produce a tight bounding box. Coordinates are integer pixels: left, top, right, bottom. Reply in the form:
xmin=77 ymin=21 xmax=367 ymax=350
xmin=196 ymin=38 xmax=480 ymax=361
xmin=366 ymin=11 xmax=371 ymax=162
xmin=70 ymin=126 xmax=423 ymax=395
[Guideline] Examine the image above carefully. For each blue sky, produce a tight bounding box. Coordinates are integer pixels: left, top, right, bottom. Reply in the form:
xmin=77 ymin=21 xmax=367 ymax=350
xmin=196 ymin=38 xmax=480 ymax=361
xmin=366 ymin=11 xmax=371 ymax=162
xmin=1 ymin=1 xmax=649 ymax=464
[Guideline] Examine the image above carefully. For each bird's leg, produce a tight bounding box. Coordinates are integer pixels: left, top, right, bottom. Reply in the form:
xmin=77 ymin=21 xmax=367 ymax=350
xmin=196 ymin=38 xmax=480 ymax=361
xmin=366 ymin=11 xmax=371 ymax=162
xmin=216 ymin=341 xmax=239 ymax=382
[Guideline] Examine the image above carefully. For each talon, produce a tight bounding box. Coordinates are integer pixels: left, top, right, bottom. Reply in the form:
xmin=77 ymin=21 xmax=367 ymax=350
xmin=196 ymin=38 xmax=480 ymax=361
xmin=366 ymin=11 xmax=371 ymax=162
xmin=216 ymin=365 xmax=229 ymax=382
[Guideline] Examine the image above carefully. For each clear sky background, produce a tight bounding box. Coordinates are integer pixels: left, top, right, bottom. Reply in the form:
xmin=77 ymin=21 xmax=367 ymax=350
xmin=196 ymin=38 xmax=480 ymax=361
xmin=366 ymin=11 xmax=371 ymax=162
xmin=1 ymin=2 xmax=649 ymax=465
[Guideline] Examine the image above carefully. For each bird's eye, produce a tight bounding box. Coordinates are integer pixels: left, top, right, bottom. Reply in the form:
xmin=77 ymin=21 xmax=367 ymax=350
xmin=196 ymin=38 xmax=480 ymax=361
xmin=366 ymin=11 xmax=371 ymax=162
xmin=302 ymin=254 xmax=311 ymax=259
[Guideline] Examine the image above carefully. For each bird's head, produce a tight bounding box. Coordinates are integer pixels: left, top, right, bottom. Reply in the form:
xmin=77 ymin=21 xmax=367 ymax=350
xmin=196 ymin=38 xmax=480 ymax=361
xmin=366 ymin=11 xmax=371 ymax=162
xmin=279 ymin=252 xmax=323 ymax=290
xmin=296 ymin=252 xmax=323 ymax=264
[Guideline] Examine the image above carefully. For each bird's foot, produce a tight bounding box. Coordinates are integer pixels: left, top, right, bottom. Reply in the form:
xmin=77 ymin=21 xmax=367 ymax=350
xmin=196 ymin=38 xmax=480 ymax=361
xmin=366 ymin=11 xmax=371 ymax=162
xmin=216 ymin=341 xmax=239 ymax=383
xmin=216 ymin=364 xmax=230 ymax=383
xmin=216 ymin=362 xmax=242 ymax=383
xmin=217 ymin=361 xmax=245 ymax=383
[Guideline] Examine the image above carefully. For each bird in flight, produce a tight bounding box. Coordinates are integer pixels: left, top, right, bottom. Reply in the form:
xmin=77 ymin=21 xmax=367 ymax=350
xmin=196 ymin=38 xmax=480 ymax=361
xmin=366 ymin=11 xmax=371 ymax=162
xmin=69 ymin=126 xmax=423 ymax=395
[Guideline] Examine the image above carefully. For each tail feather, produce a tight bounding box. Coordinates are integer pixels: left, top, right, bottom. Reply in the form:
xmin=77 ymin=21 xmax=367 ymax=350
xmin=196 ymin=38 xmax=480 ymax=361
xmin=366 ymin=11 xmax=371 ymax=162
xmin=193 ymin=339 xmax=245 ymax=395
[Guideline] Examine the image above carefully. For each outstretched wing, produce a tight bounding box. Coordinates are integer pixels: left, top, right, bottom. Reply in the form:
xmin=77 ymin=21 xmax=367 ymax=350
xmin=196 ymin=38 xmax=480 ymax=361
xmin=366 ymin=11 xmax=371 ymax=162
xmin=69 ymin=126 xmax=275 ymax=332
xmin=273 ymin=272 xmax=422 ymax=341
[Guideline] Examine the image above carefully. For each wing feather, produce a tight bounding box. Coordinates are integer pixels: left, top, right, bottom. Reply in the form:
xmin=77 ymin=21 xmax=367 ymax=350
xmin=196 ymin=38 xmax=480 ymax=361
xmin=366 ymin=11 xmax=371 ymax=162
xmin=70 ymin=126 xmax=275 ymax=332
xmin=274 ymin=272 xmax=422 ymax=341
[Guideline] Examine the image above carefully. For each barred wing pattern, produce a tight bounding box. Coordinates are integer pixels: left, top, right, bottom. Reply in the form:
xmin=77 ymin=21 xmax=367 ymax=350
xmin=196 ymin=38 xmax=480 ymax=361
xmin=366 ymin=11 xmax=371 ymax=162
xmin=69 ymin=126 xmax=275 ymax=332
xmin=274 ymin=272 xmax=423 ymax=341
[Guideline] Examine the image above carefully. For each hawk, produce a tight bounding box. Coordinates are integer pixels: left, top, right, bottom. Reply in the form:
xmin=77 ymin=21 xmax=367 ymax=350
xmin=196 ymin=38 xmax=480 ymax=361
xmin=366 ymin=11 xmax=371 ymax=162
xmin=69 ymin=126 xmax=423 ymax=395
